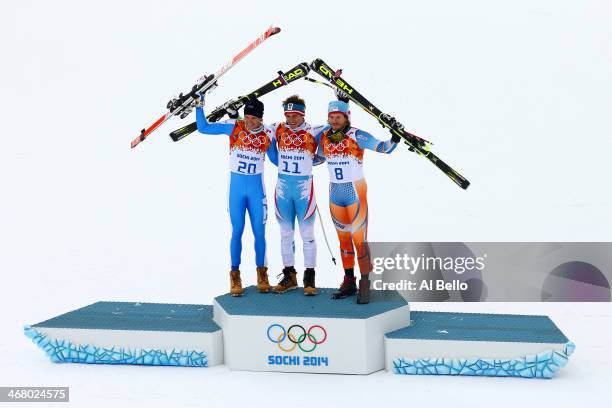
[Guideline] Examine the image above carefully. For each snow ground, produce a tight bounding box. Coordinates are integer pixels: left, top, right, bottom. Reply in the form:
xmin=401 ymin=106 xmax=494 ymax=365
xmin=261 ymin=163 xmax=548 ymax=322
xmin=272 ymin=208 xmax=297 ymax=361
xmin=1 ymin=1 xmax=611 ymax=406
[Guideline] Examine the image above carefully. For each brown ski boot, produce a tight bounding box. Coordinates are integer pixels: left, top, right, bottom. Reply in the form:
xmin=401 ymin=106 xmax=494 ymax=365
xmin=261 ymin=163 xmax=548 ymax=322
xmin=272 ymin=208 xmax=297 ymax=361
xmin=272 ymin=266 xmax=298 ymax=293
xmin=256 ymin=266 xmax=270 ymax=293
xmin=229 ymin=270 xmax=243 ymax=297
xmin=303 ymin=268 xmax=318 ymax=296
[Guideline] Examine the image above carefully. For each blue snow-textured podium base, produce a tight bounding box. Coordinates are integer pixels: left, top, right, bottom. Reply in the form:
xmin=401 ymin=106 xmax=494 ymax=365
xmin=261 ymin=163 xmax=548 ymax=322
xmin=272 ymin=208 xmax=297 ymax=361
xmin=391 ymin=343 xmax=575 ymax=378
xmin=385 ymin=311 xmax=575 ymax=379
xmin=24 ymin=327 xmax=209 ymax=366
xmin=24 ymin=291 xmax=575 ymax=377
xmin=24 ymin=301 xmax=223 ymax=367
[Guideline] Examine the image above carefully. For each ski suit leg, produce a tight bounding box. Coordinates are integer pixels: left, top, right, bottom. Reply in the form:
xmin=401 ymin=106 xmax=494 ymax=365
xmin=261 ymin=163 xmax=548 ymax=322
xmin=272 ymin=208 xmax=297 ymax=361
xmin=294 ymin=176 xmax=317 ymax=268
xmin=246 ymin=174 xmax=268 ymax=268
xmin=274 ymin=176 xmax=296 ymax=267
xmin=329 ymin=180 xmax=370 ymax=275
xmin=349 ymin=179 xmax=371 ymax=275
xmin=228 ymin=173 xmax=248 ymax=269
xmin=329 ymin=182 xmax=357 ymax=269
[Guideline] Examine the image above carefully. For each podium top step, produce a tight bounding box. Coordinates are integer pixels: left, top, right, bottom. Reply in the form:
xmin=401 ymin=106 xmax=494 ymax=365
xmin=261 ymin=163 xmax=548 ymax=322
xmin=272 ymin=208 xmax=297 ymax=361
xmin=31 ymin=301 xmax=220 ymax=333
xmin=385 ymin=311 xmax=569 ymax=344
xmin=215 ymin=286 xmax=408 ymax=319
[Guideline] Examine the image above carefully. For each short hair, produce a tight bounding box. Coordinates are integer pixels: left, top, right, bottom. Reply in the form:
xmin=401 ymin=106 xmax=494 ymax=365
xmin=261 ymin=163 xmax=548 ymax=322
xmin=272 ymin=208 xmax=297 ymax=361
xmin=282 ymin=95 xmax=305 ymax=107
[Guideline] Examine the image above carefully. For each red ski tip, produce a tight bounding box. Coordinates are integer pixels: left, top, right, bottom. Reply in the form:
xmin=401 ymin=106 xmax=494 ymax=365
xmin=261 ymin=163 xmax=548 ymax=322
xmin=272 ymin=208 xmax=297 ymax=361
xmin=130 ymin=130 xmax=145 ymax=149
xmin=271 ymin=27 xmax=281 ymax=35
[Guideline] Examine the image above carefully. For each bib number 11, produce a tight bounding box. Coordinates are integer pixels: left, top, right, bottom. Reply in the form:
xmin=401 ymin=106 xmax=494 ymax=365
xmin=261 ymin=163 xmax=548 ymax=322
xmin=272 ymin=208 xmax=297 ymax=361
xmin=282 ymin=161 xmax=301 ymax=174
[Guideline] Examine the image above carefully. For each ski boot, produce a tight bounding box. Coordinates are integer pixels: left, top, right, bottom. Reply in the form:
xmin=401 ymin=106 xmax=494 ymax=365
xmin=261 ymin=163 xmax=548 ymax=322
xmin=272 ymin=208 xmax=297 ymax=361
xmin=303 ymin=268 xmax=318 ymax=296
xmin=356 ymin=277 xmax=370 ymax=304
xmin=256 ymin=266 xmax=270 ymax=293
xmin=229 ymin=270 xmax=243 ymax=297
xmin=272 ymin=266 xmax=298 ymax=293
xmin=331 ymin=270 xmax=357 ymax=299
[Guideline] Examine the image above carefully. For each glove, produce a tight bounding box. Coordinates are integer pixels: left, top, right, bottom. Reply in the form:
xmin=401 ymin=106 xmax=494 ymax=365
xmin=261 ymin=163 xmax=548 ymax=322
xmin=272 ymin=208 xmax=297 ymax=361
xmin=193 ymin=80 xmax=218 ymax=107
xmin=390 ymin=129 xmax=401 ymax=144
xmin=226 ymin=102 xmax=239 ymax=119
xmin=335 ymin=88 xmax=350 ymax=103
xmin=194 ymin=92 xmax=205 ymax=107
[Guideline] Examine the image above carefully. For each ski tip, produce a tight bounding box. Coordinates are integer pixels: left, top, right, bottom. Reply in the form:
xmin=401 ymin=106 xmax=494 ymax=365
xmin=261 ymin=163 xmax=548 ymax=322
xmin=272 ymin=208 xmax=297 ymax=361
xmin=453 ymin=176 xmax=470 ymax=190
xmin=271 ymin=27 xmax=281 ymax=35
xmin=130 ymin=130 xmax=146 ymax=149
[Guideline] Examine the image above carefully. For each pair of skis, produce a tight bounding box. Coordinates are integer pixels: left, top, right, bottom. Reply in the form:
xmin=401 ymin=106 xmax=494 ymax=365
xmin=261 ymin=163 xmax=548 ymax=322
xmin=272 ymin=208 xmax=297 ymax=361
xmin=130 ymin=26 xmax=281 ymax=149
xmin=308 ymin=59 xmax=470 ymax=190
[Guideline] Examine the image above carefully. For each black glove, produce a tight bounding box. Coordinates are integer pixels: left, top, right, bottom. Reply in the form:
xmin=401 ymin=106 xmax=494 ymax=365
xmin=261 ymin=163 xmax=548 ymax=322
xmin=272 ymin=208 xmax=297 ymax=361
xmin=384 ymin=115 xmax=403 ymax=130
xmin=390 ymin=130 xmax=401 ymax=143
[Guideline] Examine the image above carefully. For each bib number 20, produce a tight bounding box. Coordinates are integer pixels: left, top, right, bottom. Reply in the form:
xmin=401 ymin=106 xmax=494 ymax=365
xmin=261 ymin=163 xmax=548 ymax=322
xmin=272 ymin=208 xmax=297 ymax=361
xmin=238 ymin=161 xmax=257 ymax=174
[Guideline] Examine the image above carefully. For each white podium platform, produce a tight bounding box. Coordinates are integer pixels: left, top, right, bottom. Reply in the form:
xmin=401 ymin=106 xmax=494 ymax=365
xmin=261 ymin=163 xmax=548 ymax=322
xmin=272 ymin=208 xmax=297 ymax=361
xmin=213 ymin=286 xmax=410 ymax=374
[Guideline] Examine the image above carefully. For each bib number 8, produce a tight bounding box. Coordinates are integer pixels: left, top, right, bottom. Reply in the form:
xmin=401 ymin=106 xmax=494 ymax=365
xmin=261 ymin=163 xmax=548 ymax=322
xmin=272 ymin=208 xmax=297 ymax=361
xmin=334 ymin=168 xmax=344 ymax=180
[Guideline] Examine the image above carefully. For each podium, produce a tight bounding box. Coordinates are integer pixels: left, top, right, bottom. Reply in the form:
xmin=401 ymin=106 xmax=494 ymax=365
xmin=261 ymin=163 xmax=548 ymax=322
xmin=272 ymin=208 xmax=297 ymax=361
xmin=24 ymin=288 xmax=575 ymax=378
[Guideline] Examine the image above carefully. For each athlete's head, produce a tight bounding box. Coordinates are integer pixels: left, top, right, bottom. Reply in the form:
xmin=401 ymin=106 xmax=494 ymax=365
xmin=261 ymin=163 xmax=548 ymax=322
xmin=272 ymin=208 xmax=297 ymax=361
xmin=328 ymin=100 xmax=350 ymax=131
xmin=244 ymin=99 xmax=264 ymax=131
xmin=282 ymin=95 xmax=305 ymax=129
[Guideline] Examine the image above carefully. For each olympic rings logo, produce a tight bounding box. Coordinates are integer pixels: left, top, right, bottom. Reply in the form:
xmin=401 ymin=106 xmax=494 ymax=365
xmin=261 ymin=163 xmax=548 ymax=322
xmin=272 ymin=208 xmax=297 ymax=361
xmin=326 ymin=138 xmax=349 ymax=153
xmin=280 ymin=132 xmax=304 ymax=147
xmin=237 ymin=131 xmax=267 ymax=148
xmin=266 ymin=324 xmax=327 ymax=353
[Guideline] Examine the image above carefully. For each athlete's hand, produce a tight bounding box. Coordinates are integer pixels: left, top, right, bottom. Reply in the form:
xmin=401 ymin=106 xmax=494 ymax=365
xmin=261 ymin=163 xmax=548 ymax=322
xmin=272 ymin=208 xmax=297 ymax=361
xmin=390 ymin=129 xmax=401 ymax=144
xmin=335 ymin=88 xmax=350 ymax=103
xmin=226 ymin=102 xmax=239 ymax=119
xmin=194 ymin=92 xmax=205 ymax=107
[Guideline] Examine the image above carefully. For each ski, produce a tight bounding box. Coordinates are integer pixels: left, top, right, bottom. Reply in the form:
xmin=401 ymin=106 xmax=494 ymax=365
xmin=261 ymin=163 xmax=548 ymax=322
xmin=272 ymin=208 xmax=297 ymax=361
xmin=309 ymin=58 xmax=470 ymax=190
xmin=169 ymin=62 xmax=311 ymax=142
xmin=130 ymin=26 xmax=281 ymax=149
